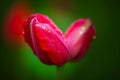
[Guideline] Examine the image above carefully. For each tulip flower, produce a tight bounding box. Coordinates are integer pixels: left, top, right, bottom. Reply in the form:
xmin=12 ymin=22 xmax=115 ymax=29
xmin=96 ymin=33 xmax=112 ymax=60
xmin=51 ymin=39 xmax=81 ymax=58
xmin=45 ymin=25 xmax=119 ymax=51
xmin=23 ymin=14 xmax=95 ymax=66
xmin=65 ymin=19 xmax=95 ymax=61
xmin=23 ymin=14 xmax=70 ymax=66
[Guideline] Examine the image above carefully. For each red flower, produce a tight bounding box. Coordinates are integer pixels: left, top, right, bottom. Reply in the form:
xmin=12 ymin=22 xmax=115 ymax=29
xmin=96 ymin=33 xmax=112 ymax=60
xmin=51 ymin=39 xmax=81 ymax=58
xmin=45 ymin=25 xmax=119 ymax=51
xmin=23 ymin=14 xmax=70 ymax=66
xmin=23 ymin=14 xmax=96 ymax=66
xmin=65 ymin=19 xmax=96 ymax=61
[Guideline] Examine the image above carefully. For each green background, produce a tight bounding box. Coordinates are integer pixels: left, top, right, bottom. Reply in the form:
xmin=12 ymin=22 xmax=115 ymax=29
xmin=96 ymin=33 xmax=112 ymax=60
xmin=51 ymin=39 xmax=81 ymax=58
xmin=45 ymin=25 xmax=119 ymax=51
xmin=0 ymin=0 xmax=120 ymax=80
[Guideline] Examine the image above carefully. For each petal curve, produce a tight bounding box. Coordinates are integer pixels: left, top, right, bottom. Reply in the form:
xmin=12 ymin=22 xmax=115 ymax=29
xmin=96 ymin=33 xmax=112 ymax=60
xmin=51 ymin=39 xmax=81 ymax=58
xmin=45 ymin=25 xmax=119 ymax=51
xmin=23 ymin=14 xmax=70 ymax=66
xmin=65 ymin=19 xmax=95 ymax=61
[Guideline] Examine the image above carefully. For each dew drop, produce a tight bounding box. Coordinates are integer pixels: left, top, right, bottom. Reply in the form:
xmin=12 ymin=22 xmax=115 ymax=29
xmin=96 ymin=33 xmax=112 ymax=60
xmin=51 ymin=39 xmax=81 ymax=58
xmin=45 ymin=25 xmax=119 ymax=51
xmin=79 ymin=27 xmax=85 ymax=35
xmin=23 ymin=32 xmax=25 ymax=35
xmin=42 ymin=26 xmax=46 ymax=30
xmin=35 ymin=24 xmax=41 ymax=27
xmin=79 ymin=31 xmax=84 ymax=35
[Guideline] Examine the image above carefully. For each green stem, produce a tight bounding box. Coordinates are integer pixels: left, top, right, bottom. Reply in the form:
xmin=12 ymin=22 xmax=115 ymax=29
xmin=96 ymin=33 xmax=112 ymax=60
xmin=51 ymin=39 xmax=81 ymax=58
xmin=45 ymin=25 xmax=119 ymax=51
xmin=56 ymin=66 xmax=64 ymax=80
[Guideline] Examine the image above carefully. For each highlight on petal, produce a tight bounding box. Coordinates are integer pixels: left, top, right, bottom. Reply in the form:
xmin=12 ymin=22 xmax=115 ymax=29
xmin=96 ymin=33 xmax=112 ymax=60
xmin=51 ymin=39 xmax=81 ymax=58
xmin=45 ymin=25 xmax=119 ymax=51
xmin=65 ymin=19 xmax=96 ymax=61
xmin=23 ymin=14 xmax=70 ymax=66
xmin=3 ymin=1 xmax=31 ymax=45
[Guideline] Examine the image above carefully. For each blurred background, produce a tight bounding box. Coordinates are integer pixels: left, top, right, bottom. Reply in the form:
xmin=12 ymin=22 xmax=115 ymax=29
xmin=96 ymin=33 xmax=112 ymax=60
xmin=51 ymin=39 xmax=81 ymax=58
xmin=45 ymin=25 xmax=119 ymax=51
xmin=0 ymin=0 xmax=120 ymax=80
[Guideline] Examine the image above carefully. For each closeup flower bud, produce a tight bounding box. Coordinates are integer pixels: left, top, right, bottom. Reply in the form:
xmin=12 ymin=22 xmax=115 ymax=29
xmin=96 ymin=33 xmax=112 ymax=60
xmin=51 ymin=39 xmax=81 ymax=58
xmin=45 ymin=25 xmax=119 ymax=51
xmin=23 ymin=14 xmax=70 ymax=66
xmin=65 ymin=19 xmax=95 ymax=61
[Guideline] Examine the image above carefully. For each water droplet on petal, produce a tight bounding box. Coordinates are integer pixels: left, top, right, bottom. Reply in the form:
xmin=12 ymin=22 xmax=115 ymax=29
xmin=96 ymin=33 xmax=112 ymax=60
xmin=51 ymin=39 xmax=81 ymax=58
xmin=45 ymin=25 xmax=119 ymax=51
xmin=79 ymin=26 xmax=85 ymax=35
xmin=42 ymin=26 xmax=46 ymax=30
xmin=35 ymin=24 xmax=41 ymax=27
xmin=23 ymin=32 xmax=25 ymax=35
xmin=79 ymin=31 xmax=84 ymax=35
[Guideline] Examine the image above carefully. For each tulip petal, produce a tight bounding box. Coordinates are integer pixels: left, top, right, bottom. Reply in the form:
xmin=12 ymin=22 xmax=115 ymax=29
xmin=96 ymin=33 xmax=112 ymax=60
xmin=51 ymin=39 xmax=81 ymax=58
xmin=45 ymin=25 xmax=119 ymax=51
xmin=23 ymin=14 xmax=54 ymax=65
xmin=23 ymin=14 xmax=70 ymax=66
xmin=65 ymin=19 xmax=95 ymax=61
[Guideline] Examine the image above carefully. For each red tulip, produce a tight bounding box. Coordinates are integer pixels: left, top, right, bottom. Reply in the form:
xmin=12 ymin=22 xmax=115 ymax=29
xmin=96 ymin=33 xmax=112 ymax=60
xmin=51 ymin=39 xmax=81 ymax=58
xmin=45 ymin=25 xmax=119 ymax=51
xmin=23 ymin=13 xmax=96 ymax=66
xmin=23 ymin=14 xmax=70 ymax=66
xmin=65 ymin=19 xmax=96 ymax=61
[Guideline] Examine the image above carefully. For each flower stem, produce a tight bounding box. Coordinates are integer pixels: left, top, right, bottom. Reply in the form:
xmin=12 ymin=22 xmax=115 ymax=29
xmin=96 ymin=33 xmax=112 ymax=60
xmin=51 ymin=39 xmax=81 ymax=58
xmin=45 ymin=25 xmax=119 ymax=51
xmin=56 ymin=66 xmax=64 ymax=80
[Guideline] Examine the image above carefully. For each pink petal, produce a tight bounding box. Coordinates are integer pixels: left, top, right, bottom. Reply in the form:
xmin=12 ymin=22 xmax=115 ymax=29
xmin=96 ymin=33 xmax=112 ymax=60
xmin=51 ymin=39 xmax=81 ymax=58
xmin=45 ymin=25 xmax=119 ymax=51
xmin=65 ymin=19 xmax=95 ymax=61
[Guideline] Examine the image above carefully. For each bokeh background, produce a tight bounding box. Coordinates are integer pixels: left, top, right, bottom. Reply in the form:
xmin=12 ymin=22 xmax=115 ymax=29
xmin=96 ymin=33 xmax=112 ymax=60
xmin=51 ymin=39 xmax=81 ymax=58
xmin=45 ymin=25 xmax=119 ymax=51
xmin=0 ymin=0 xmax=120 ymax=80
